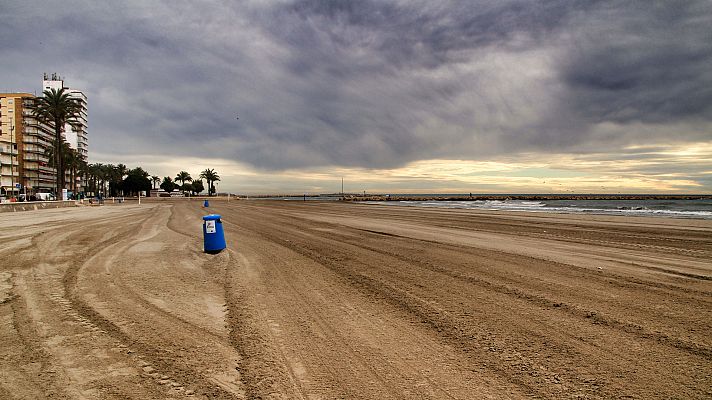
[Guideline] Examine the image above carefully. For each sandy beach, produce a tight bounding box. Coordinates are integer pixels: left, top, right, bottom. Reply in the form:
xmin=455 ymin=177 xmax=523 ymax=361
xmin=1 ymin=199 xmax=710 ymax=399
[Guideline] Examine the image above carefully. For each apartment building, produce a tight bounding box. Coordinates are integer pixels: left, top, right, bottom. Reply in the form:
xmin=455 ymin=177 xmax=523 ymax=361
xmin=0 ymin=93 xmax=56 ymax=196
xmin=0 ymin=75 xmax=88 ymax=199
xmin=43 ymin=73 xmax=88 ymax=160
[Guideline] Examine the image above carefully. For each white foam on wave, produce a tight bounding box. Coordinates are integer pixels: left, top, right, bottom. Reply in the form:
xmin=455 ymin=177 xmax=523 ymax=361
xmin=366 ymin=200 xmax=712 ymax=219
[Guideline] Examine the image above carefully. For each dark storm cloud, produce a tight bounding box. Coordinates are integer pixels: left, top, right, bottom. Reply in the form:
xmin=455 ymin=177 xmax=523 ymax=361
xmin=276 ymin=0 xmax=597 ymax=67
xmin=1 ymin=0 xmax=711 ymax=172
xmin=561 ymin=1 xmax=712 ymax=124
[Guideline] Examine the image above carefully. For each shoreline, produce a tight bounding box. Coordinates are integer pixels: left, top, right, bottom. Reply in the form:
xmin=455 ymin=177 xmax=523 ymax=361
xmin=347 ymin=195 xmax=712 ymax=220
xmin=342 ymin=194 xmax=712 ymax=201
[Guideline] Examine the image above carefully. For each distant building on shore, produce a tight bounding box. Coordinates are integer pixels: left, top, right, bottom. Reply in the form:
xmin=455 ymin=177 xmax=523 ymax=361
xmin=154 ymin=188 xmax=185 ymax=197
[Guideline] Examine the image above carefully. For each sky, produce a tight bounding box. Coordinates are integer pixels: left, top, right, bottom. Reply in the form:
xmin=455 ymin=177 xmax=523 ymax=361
xmin=2 ymin=0 xmax=711 ymax=194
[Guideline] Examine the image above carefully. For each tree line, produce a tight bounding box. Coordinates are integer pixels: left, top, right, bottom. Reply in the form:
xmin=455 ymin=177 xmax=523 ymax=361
xmin=31 ymin=86 xmax=222 ymax=198
xmin=158 ymin=169 xmax=221 ymax=196
xmin=47 ymin=145 xmax=222 ymax=198
xmin=83 ymin=164 xmax=221 ymax=197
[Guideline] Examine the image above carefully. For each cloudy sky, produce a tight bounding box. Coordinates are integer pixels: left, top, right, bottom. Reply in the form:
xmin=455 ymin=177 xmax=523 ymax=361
xmin=3 ymin=0 xmax=711 ymax=194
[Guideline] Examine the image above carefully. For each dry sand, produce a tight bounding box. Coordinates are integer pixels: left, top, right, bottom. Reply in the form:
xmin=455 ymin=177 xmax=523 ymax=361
xmin=0 ymin=199 xmax=710 ymax=399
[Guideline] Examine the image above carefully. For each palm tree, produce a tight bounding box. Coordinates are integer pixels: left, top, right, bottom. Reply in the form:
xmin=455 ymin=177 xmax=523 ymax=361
xmin=77 ymin=159 xmax=89 ymax=197
xmin=175 ymin=171 xmax=192 ymax=194
xmin=108 ymin=164 xmax=127 ymax=196
xmin=175 ymin=171 xmax=192 ymax=185
xmin=63 ymin=147 xmax=81 ymax=197
xmin=86 ymin=163 xmax=110 ymax=197
xmin=199 ymin=169 xmax=220 ymax=196
xmin=151 ymin=176 xmax=160 ymax=190
xmin=160 ymin=176 xmax=176 ymax=193
xmin=45 ymin=140 xmax=81 ymax=197
xmin=102 ymin=164 xmax=115 ymax=196
xmin=31 ymin=88 xmax=83 ymax=196
xmin=76 ymin=158 xmax=88 ymax=197
xmin=85 ymin=163 xmax=97 ymax=195
xmin=88 ymin=163 xmax=104 ymax=196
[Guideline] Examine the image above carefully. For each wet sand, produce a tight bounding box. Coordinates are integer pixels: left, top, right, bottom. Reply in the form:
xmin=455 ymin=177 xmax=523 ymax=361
xmin=1 ymin=199 xmax=710 ymax=399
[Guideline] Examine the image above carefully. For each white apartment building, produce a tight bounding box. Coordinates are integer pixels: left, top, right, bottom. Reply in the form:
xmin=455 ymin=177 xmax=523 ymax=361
xmin=42 ymin=73 xmax=88 ymax=160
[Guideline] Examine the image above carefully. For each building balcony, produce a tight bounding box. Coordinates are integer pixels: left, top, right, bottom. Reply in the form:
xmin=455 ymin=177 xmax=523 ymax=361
xmin=23 ymin=126 xmax=53 ymax=136
xmin=24 ymin=167 xmax=55 ymax=178
xmin=36 ymin=133 xmax=54 ymax=141
xmin=0 ymin=167 xmax=19 ymax=175
xmin=28 ymin=132 xmax=54 ymax=142
xmin=24 ymin=154 xmax=49 ymax=162
xmin=23 ymin=137 xmax=53 ymax=147
xmin=23 ymin=120 xmax=55 ymax=131
xmin=23 ymin=146 xmax=47 ymax=155
xmin=34 ymin=168 xmax=55 ymax=176
xmin=24 ymin=141 xmax=48 ymax=148
xmin=25 ymin=125 xmax=52 ymax=135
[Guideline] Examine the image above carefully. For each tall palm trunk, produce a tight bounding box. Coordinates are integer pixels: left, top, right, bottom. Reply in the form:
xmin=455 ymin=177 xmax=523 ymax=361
xmin=54 ymin=117 xmax=64 ymax=196
xmin=72 ymin=165 xmax=77 ymax=196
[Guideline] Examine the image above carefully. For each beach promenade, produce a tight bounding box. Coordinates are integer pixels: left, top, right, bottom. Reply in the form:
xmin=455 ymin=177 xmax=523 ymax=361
xmin=1 ymin=200 xmax=710 ymax=399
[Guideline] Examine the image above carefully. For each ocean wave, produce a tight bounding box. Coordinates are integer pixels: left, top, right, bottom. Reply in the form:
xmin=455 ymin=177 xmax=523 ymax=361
xmin=366 ymin=200 xmax=712 ymax=219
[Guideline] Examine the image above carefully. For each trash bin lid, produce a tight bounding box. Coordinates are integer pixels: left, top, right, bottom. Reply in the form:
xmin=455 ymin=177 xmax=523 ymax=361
xmin=203 ymin=214 xmax=222 ymax=221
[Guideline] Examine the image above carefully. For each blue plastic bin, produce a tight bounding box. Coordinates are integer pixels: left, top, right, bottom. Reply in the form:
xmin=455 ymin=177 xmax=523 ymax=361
xmin=204 ymin=199 xmax=209 ymax=207
xmin=203 ymin=214 xmax=226 ymax=253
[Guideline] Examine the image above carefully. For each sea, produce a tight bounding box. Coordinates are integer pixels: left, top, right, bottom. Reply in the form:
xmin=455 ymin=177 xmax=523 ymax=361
xmin=364 ymin=197 xmax=712 ymax=220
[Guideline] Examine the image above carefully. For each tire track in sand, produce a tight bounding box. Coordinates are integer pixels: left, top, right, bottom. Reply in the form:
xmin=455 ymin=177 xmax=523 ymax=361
xmin=4 ymin=206 xmax=170 ymax=399
xmin=63 ymin=204 xmax=246 ymax=399
xmin=229 ymin=203 xmax=711 ymax=399
xmin=218 ymin=205 xmax=530 ymax=399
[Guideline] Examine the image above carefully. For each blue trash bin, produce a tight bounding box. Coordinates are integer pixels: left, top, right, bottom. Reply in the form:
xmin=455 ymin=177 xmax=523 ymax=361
xmin=203 ymin=214 xmax=226 ymax=253
xmin=204 ymin=199 xmax=209 ymax=207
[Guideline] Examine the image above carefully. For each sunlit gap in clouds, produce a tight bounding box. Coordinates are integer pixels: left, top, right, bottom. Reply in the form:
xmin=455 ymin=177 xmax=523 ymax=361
xmin=92 ymin=141 xmax=712 ymax=195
